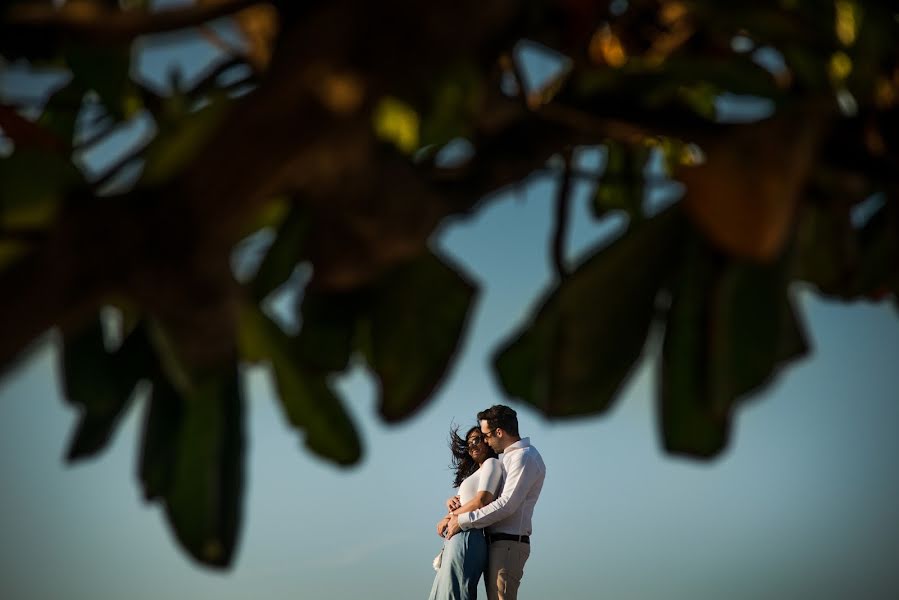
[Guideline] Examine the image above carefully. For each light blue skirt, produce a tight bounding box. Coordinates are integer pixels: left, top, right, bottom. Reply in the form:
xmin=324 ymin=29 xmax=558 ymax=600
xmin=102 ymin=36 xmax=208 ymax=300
xmin=428 ymin=529 xmax=487 ymax=600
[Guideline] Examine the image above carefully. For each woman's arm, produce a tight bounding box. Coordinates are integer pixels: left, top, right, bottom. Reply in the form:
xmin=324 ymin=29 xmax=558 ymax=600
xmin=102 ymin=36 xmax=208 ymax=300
xmin=449 ymin=491 xmax=495 ymax=517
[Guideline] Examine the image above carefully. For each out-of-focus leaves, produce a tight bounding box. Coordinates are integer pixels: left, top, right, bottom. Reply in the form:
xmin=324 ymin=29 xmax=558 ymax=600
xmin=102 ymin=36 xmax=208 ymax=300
xmin=197 ymin=1 xmax=279 ymax=72
xmin=676 ymin=82 xmax=718 ymax=119
xmin=709 ymin=257 xmax=809 ymax=404
xmin=139 ymin=374 xmax=182 ymax=502
xmin=373 ymin=96 xmax=419 ymax=153
xmin=62 ymin=318 xmax=154 ymax=461
xmin=141 ymin=95 xmax=231 ymax=185
xmin=0 ymin=241 xmax=29 ymax=270
xmin=660 ymin=234 xmax=809 ymax=457
xmin=233 ymin=3 xmax=279 ymax=72
xmin=420 ymin=62 xmax=484 ymax=147
xmin=494 ymin=206 xmax=684 ymax=417
xmin=593 ymin=142 xmax=650 ymax=220
xmin=795 ymin=200 xmax=850 ymax=295
xmin=249 ymin=203 xmax=309 ymax=301
xmin=0 ymin=149 xmax=80 ymax=229
xmin=797 ymin=198 xmax=898 ymax=300
xmin=849 ymin=202 xmax=899 ymax=298
xmin=658 ymin=234 xmax=726 ymax=455
xmin=295 ymin=288 xmax=359 ymax=373
xmin=0 ymin=102 xmax=67 ymax=153
xmin=574 ymin=51 xmax=781 ymax=112
xmin=361 ymin=250 xmax=477 ymax=422
xmin=139 ymin=366 xmax=245 ymax=568
xmin=65 ymin=44 xmax=138 ymax=120
xmin=680 ymin=113 xmax=821 ymax=262
xmin=38 ymin=80 xmax=85 ymax=146
xmin=238 ymin=302 xmax=361 ymax=465
xmin=664 ymin=55 xmax=783 ymax=98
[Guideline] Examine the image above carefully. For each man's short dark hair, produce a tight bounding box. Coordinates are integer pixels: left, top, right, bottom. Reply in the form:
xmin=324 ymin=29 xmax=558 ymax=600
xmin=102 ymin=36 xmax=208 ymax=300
xmin=478 ymin=404 xmax=519 ymax=437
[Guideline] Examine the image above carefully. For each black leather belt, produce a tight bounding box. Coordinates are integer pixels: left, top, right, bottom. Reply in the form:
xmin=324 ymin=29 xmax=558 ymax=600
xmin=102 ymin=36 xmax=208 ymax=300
xmin=487 ymin=533 xmax=530 ymax=544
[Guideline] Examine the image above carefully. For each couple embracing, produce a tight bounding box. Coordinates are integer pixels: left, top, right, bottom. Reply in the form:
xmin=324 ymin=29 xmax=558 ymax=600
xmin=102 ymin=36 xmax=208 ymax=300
xmin=429 ymin=405 xmax=546 ymax=600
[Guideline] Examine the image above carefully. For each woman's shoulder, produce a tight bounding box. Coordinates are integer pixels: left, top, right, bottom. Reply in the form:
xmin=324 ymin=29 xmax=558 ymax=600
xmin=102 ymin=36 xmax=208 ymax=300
xmin=482 ymin=457 xmax=501 ymax=469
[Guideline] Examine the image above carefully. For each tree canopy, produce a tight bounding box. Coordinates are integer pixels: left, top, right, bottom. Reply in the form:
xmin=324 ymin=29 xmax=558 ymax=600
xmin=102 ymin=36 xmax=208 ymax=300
xmin=1 ymin=0 xmax=897 ymax=568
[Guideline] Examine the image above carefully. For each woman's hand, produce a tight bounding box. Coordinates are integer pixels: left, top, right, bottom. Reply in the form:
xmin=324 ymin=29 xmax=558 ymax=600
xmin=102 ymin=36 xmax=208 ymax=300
xmin=436 ymin=516 xmax=450 ymax=538
xmin=445 ymin=495 xmax=461 ymax=512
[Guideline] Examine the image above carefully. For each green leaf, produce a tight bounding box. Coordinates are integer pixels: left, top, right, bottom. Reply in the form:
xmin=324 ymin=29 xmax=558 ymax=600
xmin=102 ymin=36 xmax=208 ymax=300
xmin=250 ymin=203 xmax=310 ymax=301
xmin=141 ymin=95 xmax=230 ymax=185
xmin=658 ymin=235 xmax=727 ymax=456
xmin=593 ymin=142 xmax=650 ymax=220
xmin=420 ymin=62 xmax=483 ymax=147
xmin=364 ymin=250 xmax=477 ymax=422
xmin=65 ymin=45 xmax=136 ymax=120
xmin=677 ymin=82 xmax=718 ymax=119
xmin=494 ymin=206 xmax=684 ymax=417
xmin=795 ymin=201 xmax=848 ymax=295
xmin=138 ymin=354 xmax=244 ymax=568
xmin=162 ymin=367 xmax=244 ymax=568
xmin=659 ymin=235 xmax=809 ymax=458
xmin=0 ymin=149 xmax=80 ymax=229
xmin=849 ymin=203 xmax=898 ymax=298
xmin=663 ymin=55 xmax=782 ymax=98
xmin=709 ymin=258 xmax=809 ymax=405
xmin=62 ymin=319 xmax=154 ymax=461
xmin=239 ymin=303 xmax=361 ymax=465
xmin=295 ymin=288 xmax=360 ymax=372
xmin=38 ymin=80 xmax=85 ymax=145
xmin=138 ymin=375 xmax=182 ymax=502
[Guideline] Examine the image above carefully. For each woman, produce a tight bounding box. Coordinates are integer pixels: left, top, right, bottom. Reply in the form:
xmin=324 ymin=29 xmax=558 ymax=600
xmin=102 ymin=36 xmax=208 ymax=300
xmin=428 ymin=425 xmax=503 ymax=600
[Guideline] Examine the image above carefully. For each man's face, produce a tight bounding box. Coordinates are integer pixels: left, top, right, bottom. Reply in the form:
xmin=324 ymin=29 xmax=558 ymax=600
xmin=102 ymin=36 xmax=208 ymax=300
xmin=479 ymin=419 xmax=501 ymax=453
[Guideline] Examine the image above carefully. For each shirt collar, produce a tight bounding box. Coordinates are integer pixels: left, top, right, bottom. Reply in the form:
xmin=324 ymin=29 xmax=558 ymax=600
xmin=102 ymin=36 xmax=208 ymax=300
xmin=501 ymin=437 xmax=530 ymax=455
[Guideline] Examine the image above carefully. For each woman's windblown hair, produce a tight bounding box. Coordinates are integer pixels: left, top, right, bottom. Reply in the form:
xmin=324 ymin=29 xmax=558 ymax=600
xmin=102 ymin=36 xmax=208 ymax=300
xmin=449 ymin=424 xmax=496 ymax=488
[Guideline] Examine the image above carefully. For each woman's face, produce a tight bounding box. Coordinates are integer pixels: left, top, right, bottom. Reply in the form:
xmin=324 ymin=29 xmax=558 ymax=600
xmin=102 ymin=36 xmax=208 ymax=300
xmin=466 ymin=430 xmax=489 ymax=464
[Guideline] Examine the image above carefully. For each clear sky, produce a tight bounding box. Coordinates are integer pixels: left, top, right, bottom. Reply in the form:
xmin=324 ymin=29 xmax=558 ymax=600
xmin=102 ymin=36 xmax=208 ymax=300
xmin=2 ymin=13 xmax=899 ymax=600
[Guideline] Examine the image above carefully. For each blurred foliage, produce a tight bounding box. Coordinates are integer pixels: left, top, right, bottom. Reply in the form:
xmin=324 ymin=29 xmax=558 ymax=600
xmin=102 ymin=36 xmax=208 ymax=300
xmin=1 ymin=0 xmax=898 ymax=568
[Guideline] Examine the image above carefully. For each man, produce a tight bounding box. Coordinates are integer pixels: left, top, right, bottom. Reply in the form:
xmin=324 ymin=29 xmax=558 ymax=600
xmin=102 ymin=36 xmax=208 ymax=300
xmin=444 ymin=405 xmax=546 ymax=600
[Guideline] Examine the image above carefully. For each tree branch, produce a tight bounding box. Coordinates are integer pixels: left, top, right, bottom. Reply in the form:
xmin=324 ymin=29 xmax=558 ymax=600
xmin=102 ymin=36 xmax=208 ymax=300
xmin=552 ymin=148 xmax=573 ymax=279
xmin=3 ymin=0 xmax=264 ymax=42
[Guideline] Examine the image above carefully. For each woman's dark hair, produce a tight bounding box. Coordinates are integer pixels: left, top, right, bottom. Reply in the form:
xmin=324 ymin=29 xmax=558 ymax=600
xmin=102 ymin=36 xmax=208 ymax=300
xmin=449 ymin=425 xmax=496 ymax=488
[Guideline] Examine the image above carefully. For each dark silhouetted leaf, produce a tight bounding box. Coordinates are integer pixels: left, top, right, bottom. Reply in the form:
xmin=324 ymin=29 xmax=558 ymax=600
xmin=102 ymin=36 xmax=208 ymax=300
xmin=850 ymin=204 xmax=899 ymax=298
xmin=250 ymin=203 xmax=310 ymax=301
xmin=660 ymin=234 xmax=809 ymax=458
xmin=141 ymin=95 xmax=230 ymax=185
xmin=0 ymin=150 xmax=80 ymax=229
xmin=658 ymin=235 xmax=728 ymax=456
xmin=295 ymin=288 xmax=360 ymax=372
xmin=420 ymin=62 xmax=483 ymax=147
xmin=494 ymin=206 xmax=684 ymax=417
xmin=139 ymin=374 xmax=182 ymax=502
xmin=363 ymin=250 xmax=477 ymax=422
xmin=138 ymin=357 xmax=244 ymax=568
xmin=38 ymin=79 xmax=84 ymax=145
xmin=710 ymin=260 xmax=809 ymax=405
xmin=795 ymin=200 xmax=850 ymax=295
xmin=62 ymin=319 xmax=154 ymax=461
xmin=239 ymin=303 xmax=361 ymax=465
xmin=161 ymin=367 xmax=244 ymax=568
xmin=593 ymin=142 xmax=650 ymax=220
xmin=65 ymin=45 xmax=136 ymax=120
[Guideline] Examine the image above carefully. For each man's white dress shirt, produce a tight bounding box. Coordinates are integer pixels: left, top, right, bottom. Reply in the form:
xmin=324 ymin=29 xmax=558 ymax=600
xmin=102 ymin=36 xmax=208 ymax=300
xmin=457 ymin=437 xmax=545 ymax=536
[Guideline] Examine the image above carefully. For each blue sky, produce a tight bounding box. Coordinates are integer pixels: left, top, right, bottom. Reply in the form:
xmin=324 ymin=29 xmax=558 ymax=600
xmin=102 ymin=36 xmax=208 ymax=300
xmin=2 ymin=13 xmax=899 ymax=600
